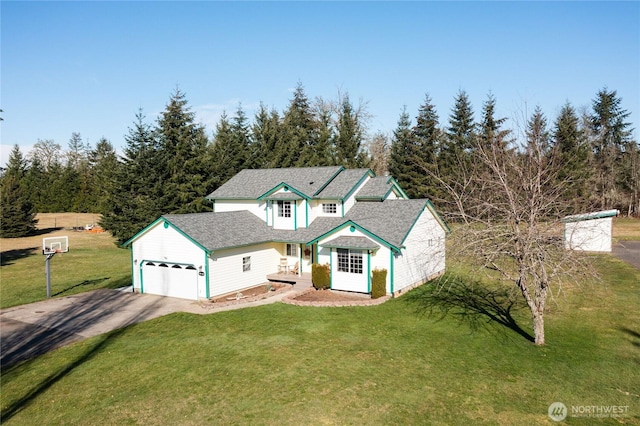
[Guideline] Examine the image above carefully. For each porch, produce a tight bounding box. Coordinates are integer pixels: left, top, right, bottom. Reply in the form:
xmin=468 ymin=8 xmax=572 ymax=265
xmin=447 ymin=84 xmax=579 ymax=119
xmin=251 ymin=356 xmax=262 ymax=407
xmin=267 ymin=272 xmax=312 ymax=288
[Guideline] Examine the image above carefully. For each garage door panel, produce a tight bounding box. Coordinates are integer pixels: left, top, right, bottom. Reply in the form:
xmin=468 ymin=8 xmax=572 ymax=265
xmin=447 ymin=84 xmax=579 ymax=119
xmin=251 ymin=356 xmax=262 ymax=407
xmin=142 ymin=262 xmax=198 ymax=300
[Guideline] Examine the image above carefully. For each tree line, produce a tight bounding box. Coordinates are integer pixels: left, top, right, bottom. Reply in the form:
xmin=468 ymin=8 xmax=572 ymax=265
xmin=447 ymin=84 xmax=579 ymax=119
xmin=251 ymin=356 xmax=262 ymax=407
xmin=1 ymin=83 xmax=637 ymax=240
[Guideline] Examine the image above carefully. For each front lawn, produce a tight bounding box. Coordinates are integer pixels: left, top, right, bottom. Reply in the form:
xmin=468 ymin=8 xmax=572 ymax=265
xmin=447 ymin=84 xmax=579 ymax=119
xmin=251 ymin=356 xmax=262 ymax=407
xmin=1 ymin=255 xmax=638 ymax=425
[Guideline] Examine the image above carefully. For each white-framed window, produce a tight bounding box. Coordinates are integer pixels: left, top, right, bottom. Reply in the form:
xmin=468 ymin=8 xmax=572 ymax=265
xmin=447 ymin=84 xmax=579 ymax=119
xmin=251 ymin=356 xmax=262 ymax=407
xmin=286 ymin=243 xmax=297 ymax=257
xmin=322 ymin=203 xmax=337 ymax=214
xmin=243 ymin=256 xmax=251 ymax=272
xmin=337 ymin=248 xmax=363 ymax=274
xmin=277 ymin=201 xmax=291 ymax=218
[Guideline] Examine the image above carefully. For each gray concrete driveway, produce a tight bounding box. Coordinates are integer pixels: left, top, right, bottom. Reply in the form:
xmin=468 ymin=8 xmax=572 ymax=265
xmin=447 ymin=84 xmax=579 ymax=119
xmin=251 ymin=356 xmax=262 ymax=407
xmin=0 ymin=287 xmax=293 ymax=369
xmin=612 ymin=241 xmax=640 ymax=270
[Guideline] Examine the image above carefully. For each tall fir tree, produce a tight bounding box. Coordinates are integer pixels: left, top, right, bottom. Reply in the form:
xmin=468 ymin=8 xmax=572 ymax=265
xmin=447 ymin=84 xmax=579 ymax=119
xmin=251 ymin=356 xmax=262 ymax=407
xmin=155 ymin=88 xmax=210 ymax=214
xmin=100 ymin=110 xmax=162 ymax=244
xmin=333 ymin=93 xmax=369 ymax=168
xmin=89 ymin=138 xmax=120 ymax=214
xmin=409 ymin=94 xmax=441 ymax=198
xmin=438 ymin=90 xmax=475 ymax=212
xmin=478 ymin=93 xmax=509 ymax=152
xmin=283 ymin=82 xmax=317 ymax=167
xmin=250 ymin=104 xmax=281 ymax=169
xmin=589 ymin=88 xmax=634 ymax=210
xmin=388 ymin=107 xmax=415 ymax=195
xmin=0 ymin=145 xmax=38 ymax=237
xmin=552 ymin=103 xmax=589 ymax=213
xmin=209 ymin=109 xmax=249 ymax=189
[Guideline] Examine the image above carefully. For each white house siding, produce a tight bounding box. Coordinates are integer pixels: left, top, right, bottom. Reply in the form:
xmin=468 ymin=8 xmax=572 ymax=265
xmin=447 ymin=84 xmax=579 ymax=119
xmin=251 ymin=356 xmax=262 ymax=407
xmin=214 ymin=200 xmax=267 ymax=223
xmin=317 ymin=226 xmax=376 ymax=293
xmin=343 ymin=176 xmax=371 ymax=214
xmin=208 ymin=242 xmax=281 ymax=298
xmin=564 ymin=217 xmax=613 ymax=252
xmin=392 ymin=209 xmax=446 ymax=293
xmin=370 ymin=246 xmax=392 ymax=293
xmin=310 ymin=199 xmax=344 ymax=220
xmin=131 ymin=221 xmax=207 ymax=300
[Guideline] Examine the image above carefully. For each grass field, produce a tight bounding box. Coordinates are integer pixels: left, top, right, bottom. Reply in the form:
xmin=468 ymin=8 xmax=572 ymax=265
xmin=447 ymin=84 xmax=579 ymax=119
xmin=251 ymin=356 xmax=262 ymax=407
xmin=613 ymin=217 xmax=640 ymax=241
xmin=0 ymin=213 xmax=130 ymax=308
xmin=1 ymin=215 xmax=639 ymax=424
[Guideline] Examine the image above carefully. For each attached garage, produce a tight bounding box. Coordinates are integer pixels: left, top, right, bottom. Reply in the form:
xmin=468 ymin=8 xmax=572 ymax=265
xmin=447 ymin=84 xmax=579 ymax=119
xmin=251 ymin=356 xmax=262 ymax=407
xmin=141 ymin=261 xmax=199 ymax=300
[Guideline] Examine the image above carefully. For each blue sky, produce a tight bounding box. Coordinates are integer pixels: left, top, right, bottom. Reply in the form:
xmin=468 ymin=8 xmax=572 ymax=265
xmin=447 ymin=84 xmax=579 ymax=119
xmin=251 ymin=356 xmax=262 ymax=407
xmin=1 ymin=1 xmax=638 ymax=167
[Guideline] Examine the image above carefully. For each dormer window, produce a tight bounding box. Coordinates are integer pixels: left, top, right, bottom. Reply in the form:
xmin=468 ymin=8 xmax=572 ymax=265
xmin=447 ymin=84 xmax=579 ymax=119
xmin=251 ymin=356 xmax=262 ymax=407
xmin=322 ymin=203 xmax=337 ymax=214
xmin=277 ymin=201 xmax=291 ymax=218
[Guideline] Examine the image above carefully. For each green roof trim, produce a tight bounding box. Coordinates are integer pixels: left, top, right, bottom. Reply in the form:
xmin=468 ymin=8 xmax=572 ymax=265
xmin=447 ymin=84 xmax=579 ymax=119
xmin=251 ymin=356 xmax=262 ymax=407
xmin=341 ymin=169 xmax=376 ymax=202
xmin=426 ymin=200 xmax=451 ymax=234
xmin=312 ymin=166 xmax=345 ymax=196
xmin=561 ymin=209 xmax=619 ymax=223
xmin=122 ymin=216 xmax=211 ymax=255
xmin=257 ymin=182 xmax=312 ymax=201
xmin=306 ymin=220 xmax=401 ymax=253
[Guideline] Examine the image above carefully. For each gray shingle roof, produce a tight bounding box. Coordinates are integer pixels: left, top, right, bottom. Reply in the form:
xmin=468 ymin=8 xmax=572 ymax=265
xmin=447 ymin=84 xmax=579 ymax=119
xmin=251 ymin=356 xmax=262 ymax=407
xmin=163 ymin=211 xmax=272 ymax=251
xmin=315 ymin=169 xmax=371 ymax=199
xmin=355 ymin=176 xmax=394 ymax=200
xmin=344 ymin=199 xmax=429 ymax=248
xmin=205 ymin=166 xmax=343 ymax=200
xmin=158 ymin=200 xmax=436 ymax=253
xmin=321 ymin=236 xmax=381 ymax=250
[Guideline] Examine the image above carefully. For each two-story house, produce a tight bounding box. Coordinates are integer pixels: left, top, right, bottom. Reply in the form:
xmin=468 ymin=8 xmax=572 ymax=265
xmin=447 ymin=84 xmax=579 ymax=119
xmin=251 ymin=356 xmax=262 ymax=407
xmin=124 ymin=166 xmax=449 ymax=300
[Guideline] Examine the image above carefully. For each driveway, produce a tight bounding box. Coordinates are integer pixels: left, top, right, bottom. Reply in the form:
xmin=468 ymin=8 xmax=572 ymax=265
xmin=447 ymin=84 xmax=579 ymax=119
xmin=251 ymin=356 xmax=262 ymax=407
xmin=612 ymin=241 xmax=640 ymax=270
xmin=0 ymin=287 xmax=293 ymax=369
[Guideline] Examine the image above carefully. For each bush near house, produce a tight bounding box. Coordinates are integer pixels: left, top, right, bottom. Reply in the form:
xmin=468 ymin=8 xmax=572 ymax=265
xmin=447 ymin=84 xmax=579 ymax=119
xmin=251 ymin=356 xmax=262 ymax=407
xmin=371 ymin=268 xmax=387 ymax=299
xmin=312 ymin=263 xmax=330 ymax=290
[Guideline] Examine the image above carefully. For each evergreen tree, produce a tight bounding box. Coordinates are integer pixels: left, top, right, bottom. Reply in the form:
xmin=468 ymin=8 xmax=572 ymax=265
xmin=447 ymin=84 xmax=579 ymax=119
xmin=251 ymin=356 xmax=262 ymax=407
xmin=283 ymin=82 xmax=317 ymax=167
xmin=89 ymin=138 xmax=120 ymax=214
xmin=0 ymin=145 xmax=38 ymax=237
xmin=210 ymin=110 xmax=248 ymax=189
xmin=552 ymin=103 xmax=589 ymax=212
xmin=478 ymin=93 xmax=509 ymax=152
xmin=333 ymin=93 xmax=369 ymax=168
xmin=250 ymin=104 xmax=281 ymax=169
xmin=100 ymin=110 xmax=162 ymax=244
xmin=155 ymin=88 xmax=210 ymax=213
xmin=313 ymin=99 xmax=334 ymax=166
xmin=23 ymin=156 xmax=48 ymax=212
xmin=388 ymin=107 xmax=415 ymax=196
xmin=438 ymin=90 xmax=475 ymax=212
xmin=410 ymin=94 xmax=441 ymax=198
xmin=589 ymin=88 xmax=634 ymax=209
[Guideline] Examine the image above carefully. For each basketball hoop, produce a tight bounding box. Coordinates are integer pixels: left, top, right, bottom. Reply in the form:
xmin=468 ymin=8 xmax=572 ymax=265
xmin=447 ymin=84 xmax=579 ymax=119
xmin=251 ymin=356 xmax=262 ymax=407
xmin=42 ymin=236 xmax=69 ymax=298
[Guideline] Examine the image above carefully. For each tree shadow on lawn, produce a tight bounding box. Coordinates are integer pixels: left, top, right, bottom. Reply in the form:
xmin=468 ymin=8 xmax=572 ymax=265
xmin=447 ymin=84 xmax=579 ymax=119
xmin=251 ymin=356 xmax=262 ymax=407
xmin=405 ymin=274 xmax=534 ymax=343
xmin=0 ymin=290 xmax=167 ymax=421
xmin=0 ymin=248 xmax=39 ymax=266
xmin=618 ymin=327 xmax=640 ymax=349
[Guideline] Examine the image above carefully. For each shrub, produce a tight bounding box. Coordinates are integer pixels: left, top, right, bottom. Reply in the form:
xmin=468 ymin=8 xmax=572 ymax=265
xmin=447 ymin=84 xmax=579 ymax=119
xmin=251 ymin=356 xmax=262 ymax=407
xmin=371 ymin=268 xmax=387 ymax=299
xmin=312 ymin=263 xmax=330 ymax=290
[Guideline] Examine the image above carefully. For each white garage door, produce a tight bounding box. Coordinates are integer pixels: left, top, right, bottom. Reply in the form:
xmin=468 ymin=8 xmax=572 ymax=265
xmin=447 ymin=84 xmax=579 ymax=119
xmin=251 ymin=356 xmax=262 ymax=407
xmin=142 ymin=261 xmax=199 ymax=300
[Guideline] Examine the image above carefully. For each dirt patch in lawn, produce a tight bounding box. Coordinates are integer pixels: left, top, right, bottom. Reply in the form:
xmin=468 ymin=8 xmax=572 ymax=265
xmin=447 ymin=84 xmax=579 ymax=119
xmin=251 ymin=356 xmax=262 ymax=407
xmin=284 ymin=288 xmax=390 ymax=307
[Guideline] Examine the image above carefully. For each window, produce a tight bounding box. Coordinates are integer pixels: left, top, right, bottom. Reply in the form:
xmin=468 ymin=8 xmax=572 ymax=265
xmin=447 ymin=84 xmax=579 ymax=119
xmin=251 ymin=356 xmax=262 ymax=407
xmin=277 ymin=201 xmax=291 ymax=218
xmin=322 ymin=203 xmax=337 ymax=214
xmin=337 ymin=249 xmax=349 ymax=272
xmin=337 ymin=249 xmax=363 ymax=274
xmin=286 ymin=243 xmax=297 ymax=257
xmin=243 ymin=256 xmax=251 ymax=272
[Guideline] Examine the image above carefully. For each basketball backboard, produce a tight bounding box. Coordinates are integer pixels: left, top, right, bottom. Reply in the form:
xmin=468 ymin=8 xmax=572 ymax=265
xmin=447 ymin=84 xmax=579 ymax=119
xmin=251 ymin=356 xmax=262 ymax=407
xmin=43 ymin=236 xmax=69 ymax=255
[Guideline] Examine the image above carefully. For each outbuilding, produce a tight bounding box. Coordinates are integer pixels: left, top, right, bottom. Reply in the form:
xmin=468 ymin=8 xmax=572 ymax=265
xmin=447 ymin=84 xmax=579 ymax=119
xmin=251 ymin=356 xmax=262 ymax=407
xmin=562 ymin=209 xmax=619 ymax=252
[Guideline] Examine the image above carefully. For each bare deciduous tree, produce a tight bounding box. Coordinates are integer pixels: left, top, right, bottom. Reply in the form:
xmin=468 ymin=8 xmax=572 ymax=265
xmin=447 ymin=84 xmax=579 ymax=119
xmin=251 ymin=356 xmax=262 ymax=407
xmin=422 ymin=109 xmax=595 ymax=345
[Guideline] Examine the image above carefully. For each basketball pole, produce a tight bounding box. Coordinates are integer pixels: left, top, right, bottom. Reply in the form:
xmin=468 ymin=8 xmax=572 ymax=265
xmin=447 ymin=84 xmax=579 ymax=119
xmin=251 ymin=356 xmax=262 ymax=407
xmin=45 ymin=252 xmax=56 ymax=298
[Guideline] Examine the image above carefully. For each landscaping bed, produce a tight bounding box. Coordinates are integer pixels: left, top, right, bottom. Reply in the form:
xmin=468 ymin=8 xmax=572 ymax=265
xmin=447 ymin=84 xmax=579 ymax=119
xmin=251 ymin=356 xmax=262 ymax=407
xmin=284 ymin=288 xmax=390 ymax=307
xmin=205 ymin=283 xmax=289 ymax=307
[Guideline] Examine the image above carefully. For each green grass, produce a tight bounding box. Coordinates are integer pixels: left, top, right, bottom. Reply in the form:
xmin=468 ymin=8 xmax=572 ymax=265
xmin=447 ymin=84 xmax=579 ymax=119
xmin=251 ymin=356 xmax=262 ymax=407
xmin=2 ymin=255 xmax=639 ymax=425
xmin=0 ymin=231 xmax=131 ymax=308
